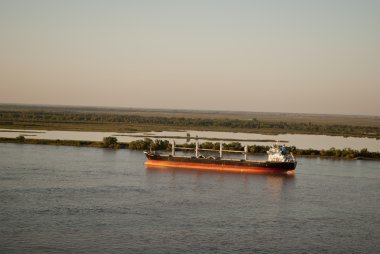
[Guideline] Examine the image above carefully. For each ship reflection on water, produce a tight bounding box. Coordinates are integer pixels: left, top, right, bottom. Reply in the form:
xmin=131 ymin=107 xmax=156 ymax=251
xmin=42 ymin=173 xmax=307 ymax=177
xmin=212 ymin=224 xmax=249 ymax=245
xmin=145 ymin=164 xmax=295 ymax=194
xmin=144 ymin=164 xmax=296 ymax=214
xmin=265 ymin=173 xmax=295 ymax=200
xmin=145 ymin=164 xmax=296 ymax=176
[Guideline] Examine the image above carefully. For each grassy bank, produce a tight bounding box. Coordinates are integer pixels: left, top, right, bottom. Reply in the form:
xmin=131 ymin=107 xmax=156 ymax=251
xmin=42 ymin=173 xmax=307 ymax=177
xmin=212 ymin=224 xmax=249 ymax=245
xmin=2 ymin=137 xmax=379 ymax=160
xmin=1 ymin=104 xmax=380 ymax=138
xmin=0 ymin=137 xmax=126 ymax=148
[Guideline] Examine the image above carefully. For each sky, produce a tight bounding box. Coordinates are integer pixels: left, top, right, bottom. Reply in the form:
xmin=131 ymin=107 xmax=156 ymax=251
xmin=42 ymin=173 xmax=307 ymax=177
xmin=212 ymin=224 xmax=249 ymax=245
xmin=0 ymin=0 xmax=379 ymax=116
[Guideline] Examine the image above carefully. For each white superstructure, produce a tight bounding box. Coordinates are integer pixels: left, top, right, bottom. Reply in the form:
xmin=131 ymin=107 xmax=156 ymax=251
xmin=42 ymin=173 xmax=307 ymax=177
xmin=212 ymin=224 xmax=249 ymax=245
xmin=267 ymin=144 xmax=296 ymax=162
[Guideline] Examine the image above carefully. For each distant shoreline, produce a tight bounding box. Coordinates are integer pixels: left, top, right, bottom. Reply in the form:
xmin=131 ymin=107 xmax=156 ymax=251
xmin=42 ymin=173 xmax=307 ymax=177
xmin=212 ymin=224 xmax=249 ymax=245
xmin=1 ymin=137 xmax=379 ymax=161
xmin=1 ymin=104 xmax=379 ymax=139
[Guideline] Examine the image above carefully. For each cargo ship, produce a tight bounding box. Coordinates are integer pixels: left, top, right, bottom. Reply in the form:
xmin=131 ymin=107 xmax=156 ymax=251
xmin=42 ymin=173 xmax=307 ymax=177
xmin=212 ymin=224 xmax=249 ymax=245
xmin=144 ymin=141 xmax=297 ymax=174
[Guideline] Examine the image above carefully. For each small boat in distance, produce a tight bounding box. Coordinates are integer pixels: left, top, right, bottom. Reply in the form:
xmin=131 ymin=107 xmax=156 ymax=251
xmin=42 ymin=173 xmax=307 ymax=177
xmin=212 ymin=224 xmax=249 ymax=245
xmin=144 ymin=141 xmax=297 ymax=174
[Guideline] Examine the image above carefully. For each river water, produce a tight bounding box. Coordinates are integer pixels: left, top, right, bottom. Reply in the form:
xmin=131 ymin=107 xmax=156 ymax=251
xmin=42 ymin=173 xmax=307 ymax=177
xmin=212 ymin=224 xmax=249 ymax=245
xmin=0 ymin=143 xmax=379 ymax=253
xmin=1 ymin=129 xmax=379 ymax=152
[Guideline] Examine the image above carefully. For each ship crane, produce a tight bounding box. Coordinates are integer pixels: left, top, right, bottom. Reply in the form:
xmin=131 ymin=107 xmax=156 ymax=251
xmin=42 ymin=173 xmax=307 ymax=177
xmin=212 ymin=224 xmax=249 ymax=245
xmin=171 ymin=140 xmax=249 ymax=160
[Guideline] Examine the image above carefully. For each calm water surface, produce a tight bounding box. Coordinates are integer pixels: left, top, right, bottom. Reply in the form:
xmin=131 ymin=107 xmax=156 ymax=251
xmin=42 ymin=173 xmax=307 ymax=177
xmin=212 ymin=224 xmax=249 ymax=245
xmin=0 ymin=143 xmax=379 ymax=253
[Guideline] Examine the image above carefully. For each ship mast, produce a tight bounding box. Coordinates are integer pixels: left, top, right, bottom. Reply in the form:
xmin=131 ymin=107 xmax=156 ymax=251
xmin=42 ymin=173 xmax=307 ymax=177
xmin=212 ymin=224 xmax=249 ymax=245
xmin=195 ymin=141 xmax=199 ymax=158
xmin=172 ymin=140 xmax=176 ymax=156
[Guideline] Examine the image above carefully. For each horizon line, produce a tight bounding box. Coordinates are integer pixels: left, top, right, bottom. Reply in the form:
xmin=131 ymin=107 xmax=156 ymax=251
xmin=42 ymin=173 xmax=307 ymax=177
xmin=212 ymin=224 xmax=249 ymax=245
xmin=1 ymin=103 xmax=379 ymax=118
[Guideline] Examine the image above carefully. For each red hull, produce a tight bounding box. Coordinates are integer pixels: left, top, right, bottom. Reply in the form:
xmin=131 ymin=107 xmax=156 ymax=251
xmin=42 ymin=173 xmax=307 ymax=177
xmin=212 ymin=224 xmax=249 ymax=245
xmin=145 ymin=160 xmax=294 ymax=175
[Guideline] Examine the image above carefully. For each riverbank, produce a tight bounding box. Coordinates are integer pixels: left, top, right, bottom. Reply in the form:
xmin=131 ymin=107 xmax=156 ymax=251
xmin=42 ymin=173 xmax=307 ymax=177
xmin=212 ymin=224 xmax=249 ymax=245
xmin=2 ymin=137 xmax=379 ymax=160
xmin=1 ymin=105 xmax=379 ymax=139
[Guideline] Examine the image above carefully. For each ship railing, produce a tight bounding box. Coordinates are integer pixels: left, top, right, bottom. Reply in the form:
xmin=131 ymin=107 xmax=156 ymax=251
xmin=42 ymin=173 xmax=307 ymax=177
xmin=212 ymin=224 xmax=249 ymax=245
xmin=174 ymin=146 xmax=246 ymax=154
xmin=290 ymin=152 xmax=296 ymax=161
xmin=173 ymin=147 xmax=194 ymax=151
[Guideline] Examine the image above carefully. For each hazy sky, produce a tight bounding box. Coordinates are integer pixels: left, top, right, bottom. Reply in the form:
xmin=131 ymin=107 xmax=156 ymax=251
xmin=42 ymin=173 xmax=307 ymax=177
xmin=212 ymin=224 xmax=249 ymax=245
xmin=1 ymin=0 xmax=379 ymax=115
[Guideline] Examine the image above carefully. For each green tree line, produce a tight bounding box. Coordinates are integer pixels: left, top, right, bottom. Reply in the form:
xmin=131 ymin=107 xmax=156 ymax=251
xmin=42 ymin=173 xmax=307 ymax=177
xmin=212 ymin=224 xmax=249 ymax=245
xmin=2 ymin=136 xmax=379 ymax=159
xmin=1 ymin=110 xmax=379 ymax=138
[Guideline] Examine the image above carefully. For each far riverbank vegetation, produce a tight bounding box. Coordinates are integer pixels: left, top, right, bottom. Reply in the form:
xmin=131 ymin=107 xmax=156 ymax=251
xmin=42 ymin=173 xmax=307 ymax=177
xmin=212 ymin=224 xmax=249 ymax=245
xmin=1 ymin=105 xmax=380 ymax=139
xmin=2 ymin=136 xmax=379 ymax=160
